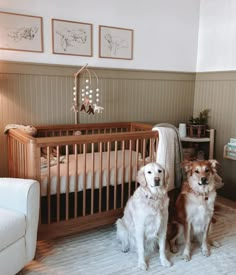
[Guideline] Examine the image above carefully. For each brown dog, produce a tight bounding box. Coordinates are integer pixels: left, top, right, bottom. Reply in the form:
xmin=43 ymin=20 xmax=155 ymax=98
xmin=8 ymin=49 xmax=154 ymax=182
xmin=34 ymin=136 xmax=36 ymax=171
xmin=169 ymin=160 xmax=219 ymax=261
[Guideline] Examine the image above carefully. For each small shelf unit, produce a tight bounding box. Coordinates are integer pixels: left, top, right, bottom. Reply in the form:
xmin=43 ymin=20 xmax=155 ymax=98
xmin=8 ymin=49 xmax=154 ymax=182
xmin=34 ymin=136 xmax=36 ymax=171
xmin=181 ymin=129 xmax=215 ymax=160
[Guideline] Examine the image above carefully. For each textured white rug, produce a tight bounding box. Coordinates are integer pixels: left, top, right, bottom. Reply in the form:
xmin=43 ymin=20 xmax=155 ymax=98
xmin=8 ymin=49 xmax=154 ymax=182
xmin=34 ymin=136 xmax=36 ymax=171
xmin=23 ymin=202 xmax=236 ymax=275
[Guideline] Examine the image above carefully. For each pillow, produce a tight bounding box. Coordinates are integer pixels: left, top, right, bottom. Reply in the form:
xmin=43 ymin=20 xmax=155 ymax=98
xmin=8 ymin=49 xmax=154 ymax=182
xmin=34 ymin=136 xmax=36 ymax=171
xmin=4 ymin=124 xmax=37 ymax=136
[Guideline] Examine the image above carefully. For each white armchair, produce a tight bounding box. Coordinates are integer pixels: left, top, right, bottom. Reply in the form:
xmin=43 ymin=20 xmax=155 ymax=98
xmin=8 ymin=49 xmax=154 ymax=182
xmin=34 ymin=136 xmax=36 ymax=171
xmin=0 ymin=178 xmax=40 ymax=275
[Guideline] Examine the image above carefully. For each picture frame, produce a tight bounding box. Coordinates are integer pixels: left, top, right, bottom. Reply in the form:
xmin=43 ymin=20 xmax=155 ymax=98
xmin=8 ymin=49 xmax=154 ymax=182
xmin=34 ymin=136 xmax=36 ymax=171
xmin=99 ymin=25 xmax=133 ymax=60
xmin=52 ymin=18 xmax=93 ymax=57
xmin=0 ymin=11 xmax=43 ymax=52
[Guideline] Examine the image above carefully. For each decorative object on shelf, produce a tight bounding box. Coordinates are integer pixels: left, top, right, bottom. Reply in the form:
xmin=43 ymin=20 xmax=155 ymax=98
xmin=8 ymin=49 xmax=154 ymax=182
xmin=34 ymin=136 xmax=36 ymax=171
xmin=178 ymin=123 xmax=187 ymax=138
xmin=187 ymin=109 xmax=210 ymax=137
xmin=72 ymin=64 xmax=103 ymax=123
xmin=187 ymin=124 xmax=207 ymax=138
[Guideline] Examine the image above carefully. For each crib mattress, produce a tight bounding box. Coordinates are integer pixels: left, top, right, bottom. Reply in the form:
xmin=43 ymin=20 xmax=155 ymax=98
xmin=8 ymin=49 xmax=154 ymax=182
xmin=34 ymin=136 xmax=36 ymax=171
xmin=40 ymin=150 xmax=140 ymax=196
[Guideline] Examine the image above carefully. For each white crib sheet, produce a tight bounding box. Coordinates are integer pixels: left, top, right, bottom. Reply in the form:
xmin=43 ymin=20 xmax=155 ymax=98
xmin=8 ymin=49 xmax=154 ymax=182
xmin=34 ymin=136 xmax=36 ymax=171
xmin=40 ymin=150 xmax=140 ymax=196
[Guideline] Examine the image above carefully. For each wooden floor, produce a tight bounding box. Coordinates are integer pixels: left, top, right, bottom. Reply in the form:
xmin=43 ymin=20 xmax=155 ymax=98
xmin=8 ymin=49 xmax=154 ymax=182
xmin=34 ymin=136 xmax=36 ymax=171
xmin=217 ymin=195 xmax=236 ymax=209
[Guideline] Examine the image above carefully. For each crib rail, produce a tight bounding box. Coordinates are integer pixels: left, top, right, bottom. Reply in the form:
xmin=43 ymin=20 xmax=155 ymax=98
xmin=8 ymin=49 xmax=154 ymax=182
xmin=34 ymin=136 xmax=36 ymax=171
xmin=7 ymin=122 xmax=158 ymax=239
xmin=36 ymin=122 xmax=145 ymax=137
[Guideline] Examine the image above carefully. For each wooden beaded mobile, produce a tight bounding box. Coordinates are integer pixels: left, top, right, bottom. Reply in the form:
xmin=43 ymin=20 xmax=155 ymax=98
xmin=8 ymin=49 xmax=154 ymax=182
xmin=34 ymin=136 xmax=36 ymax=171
xmin=72 ymin=64 xmax=104 ymax=123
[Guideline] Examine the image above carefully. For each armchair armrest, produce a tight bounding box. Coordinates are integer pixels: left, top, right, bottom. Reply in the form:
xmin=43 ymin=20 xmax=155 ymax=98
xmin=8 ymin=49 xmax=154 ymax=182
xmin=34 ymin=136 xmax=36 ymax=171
xmin=0 ymin=178 xmax=40 ymax=261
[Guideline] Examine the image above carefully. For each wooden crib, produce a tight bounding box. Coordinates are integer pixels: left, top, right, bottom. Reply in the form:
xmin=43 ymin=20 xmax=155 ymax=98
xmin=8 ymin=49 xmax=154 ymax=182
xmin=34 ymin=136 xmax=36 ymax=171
xmin=7 ymin=122 xmax=159 ymax=239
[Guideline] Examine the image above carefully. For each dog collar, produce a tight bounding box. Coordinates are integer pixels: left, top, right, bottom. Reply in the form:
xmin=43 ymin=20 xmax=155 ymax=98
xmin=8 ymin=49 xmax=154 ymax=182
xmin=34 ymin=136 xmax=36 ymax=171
xmin=189 ymin=186 xmax=209 ymax=200
xmin=141 ymin=188 xmax=160 ymax=201
xmin=145 ymin=194 xmax=159 ymax=201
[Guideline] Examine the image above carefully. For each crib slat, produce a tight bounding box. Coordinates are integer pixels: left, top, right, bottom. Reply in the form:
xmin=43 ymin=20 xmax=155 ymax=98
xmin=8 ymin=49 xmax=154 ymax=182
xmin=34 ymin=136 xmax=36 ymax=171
xmin=56 ymin=146 xmax=61 ymax=222
xmin=20 ymin=143 xmax=24 ymax=177
xmin=11 ymin=139 xmax=14 ymax=177
xmin=149 ymin=138 xmax=152 ymax=161
xmin=18 ymin=143 xmax=21 ymax=177
xmin=13 ymin=140 xmax=16 ymax=176
xmin=128 ymin=140 xmax=132 ymax=198
xmin=121 ymin=140 xmax=125 ymax=208
xmin=47 ymin=147 xmax=51 ymax=224
xmin=23 ymin=145 xmax=26 ymax=178
xmin=19 ymin=144 xmax=22 ymax=177
xmin=91 ymin=143 xmax=95 ymax=215
xmin=106 ymin=141 xmax=111 ymax=211
xmin=74 ymin=144 xmax=78 ymax=218
xmin=98 ymin=142 xmax=102 ymax=213
xmin=21 ymin=143 xmax=25 ymax=177
xmin=142 ymin=139 xmax=146 ymax=165
xmin=135 ymin=139 xmax=139 ymax=189
xmin=14 ymin=140 xmax=18 ymax=177
xmin=38 ymin=148 xmax=42 ymax=225
xmin=65 ymin=145 xmax=69 ymax=221
xmin=114 ymin=141 xmax=118 ymax=210
xmin=82 ymin=144 xmax=87 ymax=217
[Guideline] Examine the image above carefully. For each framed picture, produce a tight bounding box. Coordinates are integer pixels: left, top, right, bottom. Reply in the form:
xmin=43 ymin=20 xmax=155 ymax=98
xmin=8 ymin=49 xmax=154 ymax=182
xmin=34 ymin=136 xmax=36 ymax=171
xmin=52 ymin=18 xmax=93 ymax=56
xmin=0 ymin=11 xmax=43 ymax=52
xmin=99 ymin=25 xmax=133 ymax=60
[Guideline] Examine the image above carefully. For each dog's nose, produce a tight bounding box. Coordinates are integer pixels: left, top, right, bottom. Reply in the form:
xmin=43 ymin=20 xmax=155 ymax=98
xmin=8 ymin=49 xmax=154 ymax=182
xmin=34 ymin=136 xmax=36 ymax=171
xmin=154 ymin=177 xmax=160 ymax=186
xmin=200 ymin=177 xmax=208 ymax=185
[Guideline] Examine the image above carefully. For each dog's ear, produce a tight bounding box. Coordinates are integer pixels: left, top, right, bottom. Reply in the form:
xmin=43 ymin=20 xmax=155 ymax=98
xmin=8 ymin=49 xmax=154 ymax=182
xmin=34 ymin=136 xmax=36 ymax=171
xmin=208 ymin=159 xmax=219 ymax=172
xmin=137 ymin=166 xmax=147 ymax=187
xmin=208 ymin=159 xmax=219 ymax=168
xmin=163 ymin=168 xmax=169 ymax=186
xmin=181 ymin=160 xmax=193 ymax=174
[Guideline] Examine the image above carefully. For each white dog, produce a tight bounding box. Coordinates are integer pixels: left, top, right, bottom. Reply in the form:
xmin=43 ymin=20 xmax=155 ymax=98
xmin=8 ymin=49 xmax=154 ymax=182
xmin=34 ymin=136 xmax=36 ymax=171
xmin=116 ymin=162 xmax=171 ymax=270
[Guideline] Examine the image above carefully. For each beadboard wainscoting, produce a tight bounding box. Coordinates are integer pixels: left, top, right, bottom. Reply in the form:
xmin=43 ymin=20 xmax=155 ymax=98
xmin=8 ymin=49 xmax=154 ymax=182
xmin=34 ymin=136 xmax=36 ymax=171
xmin=0 ymin=61 xmax=195 ymax=177
xmin=194 ymin=72 xmax=236 ymax=200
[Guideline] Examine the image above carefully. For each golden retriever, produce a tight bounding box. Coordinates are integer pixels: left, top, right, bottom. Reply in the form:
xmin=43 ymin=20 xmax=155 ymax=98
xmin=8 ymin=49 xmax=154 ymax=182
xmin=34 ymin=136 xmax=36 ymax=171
xmin=116 ymin=162 xmax=171 ymax=270
xmin=169 ymin=159 xmax=219 ymax=261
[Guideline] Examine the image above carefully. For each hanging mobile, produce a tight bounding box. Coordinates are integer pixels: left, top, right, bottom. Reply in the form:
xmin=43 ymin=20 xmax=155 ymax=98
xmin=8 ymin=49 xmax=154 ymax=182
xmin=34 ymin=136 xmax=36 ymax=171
xmin=72 ymin=64 xmax=104 ymax=123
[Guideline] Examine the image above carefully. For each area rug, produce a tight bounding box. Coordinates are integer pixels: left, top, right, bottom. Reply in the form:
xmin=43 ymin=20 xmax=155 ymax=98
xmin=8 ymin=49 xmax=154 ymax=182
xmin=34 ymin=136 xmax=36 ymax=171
xmin=22 ymin=202 xmax=236 ymax=275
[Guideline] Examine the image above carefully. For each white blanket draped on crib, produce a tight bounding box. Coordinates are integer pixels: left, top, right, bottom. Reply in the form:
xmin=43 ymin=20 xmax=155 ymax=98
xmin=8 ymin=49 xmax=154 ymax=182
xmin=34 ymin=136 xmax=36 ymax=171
xmin=152 ymin=124 xmax=184 ymax=191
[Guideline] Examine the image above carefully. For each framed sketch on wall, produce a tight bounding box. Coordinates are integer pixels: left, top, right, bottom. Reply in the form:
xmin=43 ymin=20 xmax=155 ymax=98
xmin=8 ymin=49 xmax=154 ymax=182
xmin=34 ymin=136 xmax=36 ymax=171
xmin=99 ymin=25 xmax=133 ymax=60
xmin=52 ymin=19 xmax=93 ymax=56
xmin=0 ymin=11 xmax=43 ymax=52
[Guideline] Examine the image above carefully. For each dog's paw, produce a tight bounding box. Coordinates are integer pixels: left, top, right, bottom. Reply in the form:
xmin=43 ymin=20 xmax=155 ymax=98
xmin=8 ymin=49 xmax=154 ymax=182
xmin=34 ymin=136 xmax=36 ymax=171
xmin=161 ymin=258 xmax=172 ymax=267
xmin=183 ymin=253 xmax=191 ymax=262
xmin=138 ymin=261 xmax=148 ymax=271
xmin=209 ymin=240 xmax=221 ymax=248
xmin=169 ymin=243 xmax=178 ymax=253
xmin=121 ymin=244 xmax=129 ymax=253
xmin=121 ymin=243 xmax=129 ymax=253
xmin=202 ymin=247 xmax=210 ymax=257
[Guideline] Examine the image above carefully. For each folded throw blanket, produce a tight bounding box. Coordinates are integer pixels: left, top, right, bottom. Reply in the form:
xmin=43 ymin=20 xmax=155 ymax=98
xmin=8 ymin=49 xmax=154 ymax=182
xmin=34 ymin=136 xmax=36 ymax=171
xmin=152 ymin=123 xmax=184 ymax=190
